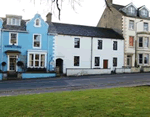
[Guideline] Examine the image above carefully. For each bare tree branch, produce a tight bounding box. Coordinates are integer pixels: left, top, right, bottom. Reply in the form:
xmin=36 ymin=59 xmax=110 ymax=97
xmin=105 ymin=0 xmax=112 ymax=11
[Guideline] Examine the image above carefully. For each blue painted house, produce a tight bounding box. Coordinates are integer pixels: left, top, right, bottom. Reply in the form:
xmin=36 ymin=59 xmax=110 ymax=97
xmin=0 ymin=13 xmax=55 ymax=79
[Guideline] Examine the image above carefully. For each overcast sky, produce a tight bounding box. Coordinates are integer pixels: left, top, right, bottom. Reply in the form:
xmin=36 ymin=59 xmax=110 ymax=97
xmin=0 ymin=0 xmax=150 ymax=26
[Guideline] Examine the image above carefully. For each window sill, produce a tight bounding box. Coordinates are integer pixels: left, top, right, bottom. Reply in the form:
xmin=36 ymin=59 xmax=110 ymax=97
xmin=34 ymin=25 xmax=41 ymax=28
xmin=129 ymin=46 xmax=134 ymax=48
xmin=128 ymin=29 xmax=135 ymax=31
xmin=33 ymin=47 xmax=41 ymax=49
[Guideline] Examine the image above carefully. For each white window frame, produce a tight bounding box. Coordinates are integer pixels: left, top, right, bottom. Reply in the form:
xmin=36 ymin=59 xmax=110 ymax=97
xmin=7 ymin=55 xmax=18 ymax=71
xmin=27 ymin=52 xmax=47 ymax=68
xmin=129 ymin=20 xmax=134 ymax=30
xmin=74 ymin=38 xmax=80 ymax=48
xmin=144 ymin=54 xmax=149 ymax=65
xmin=34 ymin=18 xmax=41 ymax=27
xmin=144 ymin=22 xmax=149 ymax=31
xmin=7 ymin=18 xmax=21 ymax=26
xmin=142 ymin=9 xmax=148 ymax=17
xmin=139 ymin=37 xmax=143 ymax=48
xmin=7 ymin=18 xmax=11 ymax=25
xmin=129 ymin=6 xmax=135 ymax=14
xmin=9 ymin=32 xmax=18 ymax=45
xmin=33 ymin=34 xmax=42 ymax=49
xmin=144 ymin=37 xmax=149 ymax=48
xmin=138 ymin=54 xmax=143 ymax=65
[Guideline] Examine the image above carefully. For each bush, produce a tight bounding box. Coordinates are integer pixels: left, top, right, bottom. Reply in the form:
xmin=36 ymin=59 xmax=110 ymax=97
xmin=1 ymin=62 xmax=6 ymax=66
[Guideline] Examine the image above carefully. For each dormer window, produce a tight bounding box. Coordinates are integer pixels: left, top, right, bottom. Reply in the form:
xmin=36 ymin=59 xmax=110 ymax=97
xmin=141 ymin=9 xmax=148 ymax=17
xmin=34 ymin=18 xmax=41 ymax=27
xmin=7 ymin=18 xmax=21 ymax=26
xmin=129 ymin=6 xmax=135 ymax=14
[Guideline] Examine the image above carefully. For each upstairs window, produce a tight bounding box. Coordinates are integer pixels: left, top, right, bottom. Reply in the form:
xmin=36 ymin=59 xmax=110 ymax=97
xmin=74 ymin=38 xmax=80 ymax=48
xmin=33 ymin=34 xmax=41 ymax=48
xmin=129 ymin=6 xmax=135 ymax=14
xmin=144 ymin=22 xmax=149 ymax=31
xmin=113 ymin=57 xmax=117 ymax=67
xmin=74 ymin=56 xmax=80 ymax=66
xmin=9 ymin=33 xmax=18 ymax=45
xmin=34 ymin=18 xmax=41 ymax=27
xmin=129 ymin=20 xmax=134 ymax=30
xmin=145 ymin=37 xmax=149 ymax=48
xmin=98 ymin=40 xmax=102 ymax=49
xmin=7 ymin=18 xmax=21 ymax=26
xmin=113 ymin=41 xmax=117 ymax=50
xmin=139 ymin=37 xmax=143 ymax=47
xmin=95 ymin=57 xmax=100 ymax=66
xmin=141 ymin=9 xmax=148 ymax=17
xmin=129 ymin=36 xmax=134 ymax=47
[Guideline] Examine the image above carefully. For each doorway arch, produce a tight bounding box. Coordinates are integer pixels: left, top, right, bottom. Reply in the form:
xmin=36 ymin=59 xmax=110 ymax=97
xmin=56 ymin=58 xmax=63 ymax=73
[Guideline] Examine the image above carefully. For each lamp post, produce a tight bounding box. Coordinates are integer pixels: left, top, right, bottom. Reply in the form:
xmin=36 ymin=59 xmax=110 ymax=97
xmin=134 ymin=20 xmax=143 ymax=67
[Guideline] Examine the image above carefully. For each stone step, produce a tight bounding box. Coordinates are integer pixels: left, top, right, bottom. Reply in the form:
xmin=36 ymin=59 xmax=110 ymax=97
xmin=6 ymin=77 xmax=21 ymax=80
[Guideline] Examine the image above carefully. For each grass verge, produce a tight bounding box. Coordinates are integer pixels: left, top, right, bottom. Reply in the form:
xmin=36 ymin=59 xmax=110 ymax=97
xmin=0 ymin=86 xmax=150 ymax=117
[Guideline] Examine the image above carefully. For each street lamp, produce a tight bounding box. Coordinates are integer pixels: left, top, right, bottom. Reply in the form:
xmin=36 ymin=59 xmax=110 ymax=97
xmin=134 ymin=19 xmax=143 ymax=67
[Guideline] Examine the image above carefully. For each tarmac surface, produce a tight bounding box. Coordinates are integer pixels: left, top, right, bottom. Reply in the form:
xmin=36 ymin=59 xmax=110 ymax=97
xmin=0 ymin=73 xmax=150 ymax=96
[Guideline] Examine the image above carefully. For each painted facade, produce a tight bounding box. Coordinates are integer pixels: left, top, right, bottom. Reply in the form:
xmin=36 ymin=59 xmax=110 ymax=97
xmin=0 ymin=14 xmax=55 ymax=73
xmin=0 ymin=12 xmax=124 ymax=78
xmin=55 ymin=35 xmax=124 ymax=74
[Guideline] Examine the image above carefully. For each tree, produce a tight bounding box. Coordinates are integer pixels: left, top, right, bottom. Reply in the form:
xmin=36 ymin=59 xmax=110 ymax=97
xmin=27 ymin=0 xmax=81 ymax=20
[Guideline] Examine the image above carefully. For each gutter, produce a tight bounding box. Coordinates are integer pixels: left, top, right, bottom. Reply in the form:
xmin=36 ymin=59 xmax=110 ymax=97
xmin=2 ymin=29 xmax=28 ymax=33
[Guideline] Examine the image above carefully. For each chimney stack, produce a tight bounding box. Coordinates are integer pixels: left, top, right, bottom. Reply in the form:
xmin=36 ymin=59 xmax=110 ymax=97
xmin=46 ymin=12 xmax=52 ymax=23
xmin=107 ymin=0 xmax=113 ymax=5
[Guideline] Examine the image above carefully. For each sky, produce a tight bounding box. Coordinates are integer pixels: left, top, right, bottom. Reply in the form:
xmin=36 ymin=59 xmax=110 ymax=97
xmin=0 ymin=0 xmax=150 ymax=26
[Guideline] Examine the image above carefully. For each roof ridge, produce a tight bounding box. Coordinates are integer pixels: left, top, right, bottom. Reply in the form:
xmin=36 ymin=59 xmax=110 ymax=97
xmin=52 ymin=22 xmax=114 ymax=30
xmin=112 ymin=4 xmax=125 ymax=7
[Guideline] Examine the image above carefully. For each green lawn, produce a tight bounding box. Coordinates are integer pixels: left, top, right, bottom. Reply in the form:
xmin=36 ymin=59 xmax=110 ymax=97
xmin=0 ymin=86 xmax=150 ymax=117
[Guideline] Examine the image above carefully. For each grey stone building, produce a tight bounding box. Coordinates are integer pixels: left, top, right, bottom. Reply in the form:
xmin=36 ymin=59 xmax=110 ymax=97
xmin=98 ymin=0 xmax=150 ymax=67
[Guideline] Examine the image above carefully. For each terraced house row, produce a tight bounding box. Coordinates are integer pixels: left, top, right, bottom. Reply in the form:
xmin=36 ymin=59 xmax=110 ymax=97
xmin=0 ymin=0 xmax=149 ymax=80
xmin=0 ymin=12 xmax=124 ymax=79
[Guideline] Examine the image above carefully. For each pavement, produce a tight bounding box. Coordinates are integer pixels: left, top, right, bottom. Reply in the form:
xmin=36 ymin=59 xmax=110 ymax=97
xmin=0 ymin=73 xmax=150 ymax=97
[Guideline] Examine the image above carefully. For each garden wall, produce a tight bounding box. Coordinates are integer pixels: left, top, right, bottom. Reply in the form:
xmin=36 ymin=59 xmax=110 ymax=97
xmin=22 ymin=73 xmax=56 ymax=79
xmin=66 ymin=69 xmax=111 ymax=76
xmin=0 ymin=73 xmax=2 ymax=80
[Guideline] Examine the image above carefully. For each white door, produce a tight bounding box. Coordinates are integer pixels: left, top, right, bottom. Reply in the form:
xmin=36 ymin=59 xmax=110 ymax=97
xmin=8 ymin=55 xmax=17 ymax=71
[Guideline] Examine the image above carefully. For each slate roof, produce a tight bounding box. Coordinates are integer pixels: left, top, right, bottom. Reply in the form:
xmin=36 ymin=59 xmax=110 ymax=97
xmin=112 ymin=4 xmax=150 ymax=20
xmin=49 ymin=22 xmax=124 ymax=39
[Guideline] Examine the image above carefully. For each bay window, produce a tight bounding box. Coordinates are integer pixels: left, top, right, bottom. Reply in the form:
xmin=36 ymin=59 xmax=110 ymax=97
xmin=28 ymin=53 xmax=46 ymax=68
xmin=144 ymin=37 xmax=149 ymax=48
xmin=144 ymin=54 xmax=149 ymax=64
xmin=139 ymin=37 xmax=143 ymax=47
xmin=139 ymin=54 xmax=143 ymax=64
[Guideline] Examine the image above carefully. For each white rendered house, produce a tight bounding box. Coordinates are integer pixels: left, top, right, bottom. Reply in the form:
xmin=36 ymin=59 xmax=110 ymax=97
xmin=49 ymin=23 xmax=124 ymax=74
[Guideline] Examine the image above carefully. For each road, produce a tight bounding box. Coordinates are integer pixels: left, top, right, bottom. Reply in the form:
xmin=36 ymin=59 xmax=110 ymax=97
xmin=0 ymin=73 xmax=150 ymax=96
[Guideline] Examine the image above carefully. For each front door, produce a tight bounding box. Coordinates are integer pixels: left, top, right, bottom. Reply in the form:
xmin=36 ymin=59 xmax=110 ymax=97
xmin=127 ymin=55 xmax=132 ymax=66
xmin=103 ymin=60 xmax=108 ymax=69
xmin=9 ymin=55 xmax=17 ymax=71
